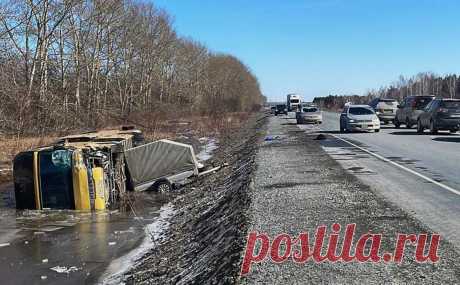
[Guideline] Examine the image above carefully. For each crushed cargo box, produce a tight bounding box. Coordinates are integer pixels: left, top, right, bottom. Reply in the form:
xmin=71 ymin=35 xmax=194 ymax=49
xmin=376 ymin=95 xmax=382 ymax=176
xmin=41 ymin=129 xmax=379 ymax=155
xmin=124 ymin=139 xmax=202 ymax=192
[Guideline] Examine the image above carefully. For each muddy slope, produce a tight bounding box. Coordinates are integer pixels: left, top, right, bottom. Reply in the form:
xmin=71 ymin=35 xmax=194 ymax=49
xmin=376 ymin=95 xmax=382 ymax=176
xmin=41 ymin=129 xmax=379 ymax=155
xmin=125 ymin=115 xmax=267 ymax=284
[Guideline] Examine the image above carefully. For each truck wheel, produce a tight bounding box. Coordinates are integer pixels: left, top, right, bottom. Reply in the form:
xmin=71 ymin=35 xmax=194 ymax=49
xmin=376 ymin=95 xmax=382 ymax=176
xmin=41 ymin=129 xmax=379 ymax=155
xmin=155 ymin=180 xmax=172 ymax=193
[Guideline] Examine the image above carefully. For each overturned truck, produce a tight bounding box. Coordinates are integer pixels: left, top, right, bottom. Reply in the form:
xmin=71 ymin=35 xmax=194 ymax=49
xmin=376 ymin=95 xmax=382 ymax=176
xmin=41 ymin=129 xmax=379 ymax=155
xmin=13 ymin=128 xmax=203 ymax=211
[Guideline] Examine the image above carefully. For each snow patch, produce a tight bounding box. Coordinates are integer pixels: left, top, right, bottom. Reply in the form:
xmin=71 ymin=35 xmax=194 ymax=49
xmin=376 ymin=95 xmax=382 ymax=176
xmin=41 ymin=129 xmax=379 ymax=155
xmin=50 ymin=266 xmax=81 ymax=274
xmin=197 ymin=137 xmax=218 ymax=161
xmin=100 ymin=203 xmax=175 ymax=285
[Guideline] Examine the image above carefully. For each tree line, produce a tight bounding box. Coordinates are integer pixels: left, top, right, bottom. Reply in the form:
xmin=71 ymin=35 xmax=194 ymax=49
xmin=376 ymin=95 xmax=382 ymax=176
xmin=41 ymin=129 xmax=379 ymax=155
xmin=0 ymin=0 xmax=264 ymax=135
xmin=313 ymin=73 xmax=459 ymax=110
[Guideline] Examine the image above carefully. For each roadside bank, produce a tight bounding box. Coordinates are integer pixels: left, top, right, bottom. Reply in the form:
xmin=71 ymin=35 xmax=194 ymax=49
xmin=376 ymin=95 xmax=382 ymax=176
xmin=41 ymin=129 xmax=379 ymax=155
xmin=125 ymin=114 xmax=267 ymax=284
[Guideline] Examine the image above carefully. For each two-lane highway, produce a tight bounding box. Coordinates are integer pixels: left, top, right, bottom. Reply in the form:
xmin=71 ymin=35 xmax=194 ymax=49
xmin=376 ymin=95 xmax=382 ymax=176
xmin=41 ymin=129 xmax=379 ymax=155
xmin=297 ymin=111 xmax=460 ymax=251
xmin=321 ymin=111 xmax=460 ymax=190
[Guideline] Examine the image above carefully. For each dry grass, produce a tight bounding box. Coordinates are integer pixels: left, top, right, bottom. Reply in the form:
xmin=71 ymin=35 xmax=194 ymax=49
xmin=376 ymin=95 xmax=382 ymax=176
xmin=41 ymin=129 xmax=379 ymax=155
xmin=0 ymin=112 xmax=253 ymax=183
xmin=130 ymin=112 xmax=251 ymax=141
xmin=0 ymin=136 xmax=57 ymax=165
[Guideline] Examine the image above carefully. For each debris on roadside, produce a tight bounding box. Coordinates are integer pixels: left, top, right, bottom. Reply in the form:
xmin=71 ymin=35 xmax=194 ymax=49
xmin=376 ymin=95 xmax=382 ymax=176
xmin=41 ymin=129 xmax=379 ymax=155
xmin=315 ymin=134 xmax=328 ymax=140
xmin=50 ymin=266 xmax=81 ymax=274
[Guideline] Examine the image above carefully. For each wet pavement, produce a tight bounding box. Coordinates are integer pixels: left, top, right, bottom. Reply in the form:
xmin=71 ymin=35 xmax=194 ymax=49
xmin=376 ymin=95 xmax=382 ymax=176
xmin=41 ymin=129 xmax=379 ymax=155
xmin=0 ymin=183 xmax=170 ymax=285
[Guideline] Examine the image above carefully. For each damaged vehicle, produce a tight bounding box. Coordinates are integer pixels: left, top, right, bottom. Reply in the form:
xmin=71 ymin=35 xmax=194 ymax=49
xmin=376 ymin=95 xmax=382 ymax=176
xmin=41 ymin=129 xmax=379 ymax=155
xmin=13 ymin=128 xmax=206 ymax=211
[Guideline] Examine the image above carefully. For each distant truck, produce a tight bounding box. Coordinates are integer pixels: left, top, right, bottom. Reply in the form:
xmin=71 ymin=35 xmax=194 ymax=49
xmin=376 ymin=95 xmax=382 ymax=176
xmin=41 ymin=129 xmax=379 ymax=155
xmin=286 ymin=94 xmax=302 ymax=112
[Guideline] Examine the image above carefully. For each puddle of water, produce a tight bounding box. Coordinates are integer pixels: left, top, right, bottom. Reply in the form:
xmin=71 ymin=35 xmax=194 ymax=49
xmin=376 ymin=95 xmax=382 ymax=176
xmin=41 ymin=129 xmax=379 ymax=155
xmin=100 ymin=203 xmax=175 ymax=284
xmin=0 ymin=183 xmax=170 ymax=284
xmin=197 ymin=137 xmax=218 ymax=161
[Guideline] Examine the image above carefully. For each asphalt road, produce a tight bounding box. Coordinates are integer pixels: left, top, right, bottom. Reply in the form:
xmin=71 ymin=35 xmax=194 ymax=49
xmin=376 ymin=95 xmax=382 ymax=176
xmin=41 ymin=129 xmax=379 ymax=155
xmin=244 ymin=115 xmax=460 ymax=284
xmin=298 ymin=111 xmax=460 ymax=251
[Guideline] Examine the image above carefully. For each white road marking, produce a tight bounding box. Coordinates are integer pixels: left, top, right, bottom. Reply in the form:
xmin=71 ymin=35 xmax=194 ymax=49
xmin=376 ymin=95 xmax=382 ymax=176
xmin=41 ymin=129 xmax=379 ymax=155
xmin=329 ymin=134 xmax=460 ymax=197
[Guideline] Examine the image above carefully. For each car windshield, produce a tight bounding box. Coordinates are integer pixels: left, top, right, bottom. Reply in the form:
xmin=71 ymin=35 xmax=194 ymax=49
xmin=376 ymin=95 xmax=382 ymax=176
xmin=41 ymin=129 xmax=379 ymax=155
xmin=442 ymin=101 xmax=460 ymax=109
xmin=379 ymin=100 xmax=398 ymax=106
xmin=303 ymin=107 xmax=318 ymax=112
xmin=415 ymin=97 xmax=433 ymax=108
xmin=349 ymin=107 xmax=374 ymax=115
xmin=276 ymin=105 xmax=285 ymax=109
xmin=290 ymin=99 xmax=300 ymax=103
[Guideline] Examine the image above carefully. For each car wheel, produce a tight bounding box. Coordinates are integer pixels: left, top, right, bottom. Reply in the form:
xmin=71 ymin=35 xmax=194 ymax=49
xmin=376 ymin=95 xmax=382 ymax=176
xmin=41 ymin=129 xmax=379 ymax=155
xmin=154 ymin=180 xmax=172 ymax=193
xmin=450 ymin=129 xmax=457 ymax=134
xmin=406 ymin=118 xmax=412 ymax=129
xmin=394 ymin=117 xmax=400 ymax=129
xmin=375 ymin=129 xmax=380 ymax=133
xmin=429 ymin=120 xmax=438 ymax=135
xmin=417 ymin=120 xmax=424 ymax=134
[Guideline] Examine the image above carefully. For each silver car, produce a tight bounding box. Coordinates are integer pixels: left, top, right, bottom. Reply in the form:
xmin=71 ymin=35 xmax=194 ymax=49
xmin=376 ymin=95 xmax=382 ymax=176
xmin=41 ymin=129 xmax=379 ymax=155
xmin=340 ymin=105 xmax=380 ymax=133
xmin=296 ymin=106 xmax=322 ymax=124
xmin=369 ymin=98 xmax=398 ymax=124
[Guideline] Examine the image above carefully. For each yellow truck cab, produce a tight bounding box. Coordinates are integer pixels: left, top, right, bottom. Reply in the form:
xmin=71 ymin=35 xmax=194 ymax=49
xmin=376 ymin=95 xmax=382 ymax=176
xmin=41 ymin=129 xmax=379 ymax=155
xmin=13 ymin=128 xmax=143 ymax=211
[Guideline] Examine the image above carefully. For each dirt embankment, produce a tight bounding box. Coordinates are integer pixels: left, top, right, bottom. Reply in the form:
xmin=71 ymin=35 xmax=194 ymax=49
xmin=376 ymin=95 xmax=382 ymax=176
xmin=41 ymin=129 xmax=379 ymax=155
xmin=125 ymin=114 xmax=267 ymax=284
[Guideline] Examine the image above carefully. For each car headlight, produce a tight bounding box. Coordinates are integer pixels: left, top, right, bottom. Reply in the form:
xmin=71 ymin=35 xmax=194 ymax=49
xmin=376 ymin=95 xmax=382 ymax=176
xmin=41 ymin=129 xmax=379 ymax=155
xmin=348 ymin=119 xmax=355 ymax=123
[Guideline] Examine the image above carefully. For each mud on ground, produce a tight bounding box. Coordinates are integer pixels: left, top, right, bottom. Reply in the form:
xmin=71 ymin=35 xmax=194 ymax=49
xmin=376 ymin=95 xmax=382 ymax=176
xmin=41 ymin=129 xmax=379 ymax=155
xmin=125 ymin=114 xmax=267 ymax=284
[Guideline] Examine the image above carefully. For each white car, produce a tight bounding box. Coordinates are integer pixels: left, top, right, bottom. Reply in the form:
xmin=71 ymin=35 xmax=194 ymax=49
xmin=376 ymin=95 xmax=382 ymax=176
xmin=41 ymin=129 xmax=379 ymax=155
xmin=296 ymin=106 xmax=322 ymax=124
xmin=340 ymin=105 xmax=380 ymax=133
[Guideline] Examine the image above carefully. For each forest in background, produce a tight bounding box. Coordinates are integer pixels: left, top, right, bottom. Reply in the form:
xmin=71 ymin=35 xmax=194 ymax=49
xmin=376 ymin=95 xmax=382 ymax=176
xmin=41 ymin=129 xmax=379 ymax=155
xmin=313 ymin=72 xmax=459 ymax=110
xmin=0 ymin=0 xmax=265 ymax=136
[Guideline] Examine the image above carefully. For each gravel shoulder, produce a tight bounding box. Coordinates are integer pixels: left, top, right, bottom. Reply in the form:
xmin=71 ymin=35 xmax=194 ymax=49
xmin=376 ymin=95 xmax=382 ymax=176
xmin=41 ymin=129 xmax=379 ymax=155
xmin=242 ymin=115 xmax=460 ymax=284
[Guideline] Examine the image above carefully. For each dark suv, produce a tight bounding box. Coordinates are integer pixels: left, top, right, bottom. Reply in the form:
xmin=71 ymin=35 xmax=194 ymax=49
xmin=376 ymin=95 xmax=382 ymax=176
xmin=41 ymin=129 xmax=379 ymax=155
xmin=417 ymin=98 xmax=460 ymax=134
xmin=394 ymin=95 xmax=434 ymax=128
xmin=275 ymin=104 xmax=287 ymax=115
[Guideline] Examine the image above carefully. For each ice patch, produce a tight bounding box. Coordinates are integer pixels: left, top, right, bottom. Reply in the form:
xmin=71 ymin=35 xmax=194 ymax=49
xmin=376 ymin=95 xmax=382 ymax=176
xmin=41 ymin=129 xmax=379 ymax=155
xmin=50 ymin=266 xmax=81 ymax=274
xmin=197 ymin=137 xmax=218 ymax=161
xmin=100 ymin=203 xmax=175 ymax=285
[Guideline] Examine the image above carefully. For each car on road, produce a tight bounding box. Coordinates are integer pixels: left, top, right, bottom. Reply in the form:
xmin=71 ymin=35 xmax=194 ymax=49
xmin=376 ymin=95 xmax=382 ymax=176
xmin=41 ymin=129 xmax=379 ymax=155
xmin=270 ymin=106 xmax=276 ymax=114
xmin=369 ymin=98 xmax=398 ymax=124
xmin=340 ymin=105 xmax=380 ymax=133
xmin=296 ymin=106 xmax=322 ymax=124
xmin=394 ymin=95 xmax=435 ymax=128
xmin=417 ymin=98 xmax=460 ymax=134
xmin=275 ymin=104 xmax=288 ymax=116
